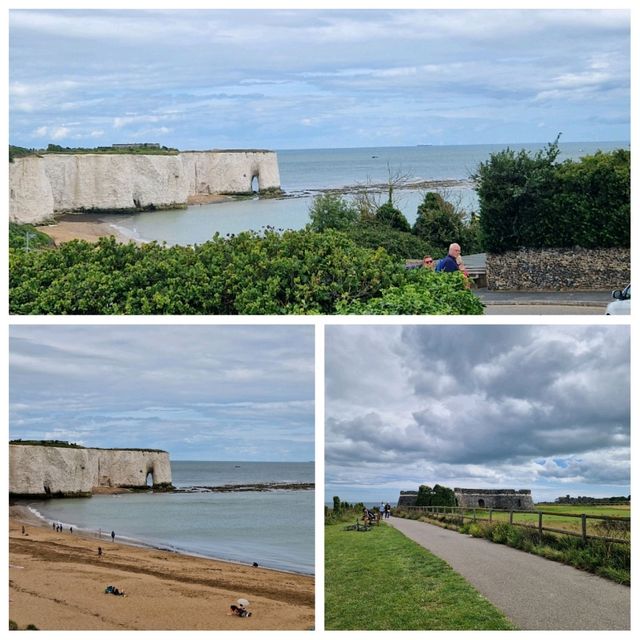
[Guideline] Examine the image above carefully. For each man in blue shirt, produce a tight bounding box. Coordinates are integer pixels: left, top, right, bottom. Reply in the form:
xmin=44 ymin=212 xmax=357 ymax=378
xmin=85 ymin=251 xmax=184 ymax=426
xmin=436 ymin=243 xmax=462 ymax=272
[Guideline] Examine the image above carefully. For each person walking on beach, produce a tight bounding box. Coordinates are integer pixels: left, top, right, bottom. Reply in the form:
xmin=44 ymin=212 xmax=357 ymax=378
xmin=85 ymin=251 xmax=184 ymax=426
xmin=111 ymin=530 xmax=115 ymax=542
xmin=98 ymin=546 xmax=103 ymax=557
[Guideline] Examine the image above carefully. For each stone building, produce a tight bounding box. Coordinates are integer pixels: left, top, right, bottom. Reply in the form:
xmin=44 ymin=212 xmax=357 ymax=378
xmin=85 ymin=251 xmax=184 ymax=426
xmin=454 ymin=488 xmax=534 ymax=510
xmin=397 ymin=490 xmax=419 ymax=507
xmin=397 ymin=487 xmax=534 ymax=510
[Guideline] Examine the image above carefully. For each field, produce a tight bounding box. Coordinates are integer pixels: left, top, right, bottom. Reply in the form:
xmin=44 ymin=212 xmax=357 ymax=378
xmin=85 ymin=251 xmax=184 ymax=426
xmin=458 ymin=504 xmax=630 ymax=540
xmin=325 ymin=521 xmax=515 ymax=630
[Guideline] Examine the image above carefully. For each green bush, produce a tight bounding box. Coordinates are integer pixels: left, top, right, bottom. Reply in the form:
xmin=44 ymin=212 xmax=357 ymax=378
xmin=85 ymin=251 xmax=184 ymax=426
xmin=9 ymin=223 xmax=54 ymax=251
xmin=307 ymin=193 xmax=359 ymax=232
xmin=346 ymin=221 xmax=439 ymax=259
xmin=375 ymin=201 xmax=411 ymax=232
xmin=475 ymin=141 xmax=630 ymax=253
xmin=413 ymin=192 xmax=463 ymax=250
xmin=10 ymin=229 xmax=483 ymax=315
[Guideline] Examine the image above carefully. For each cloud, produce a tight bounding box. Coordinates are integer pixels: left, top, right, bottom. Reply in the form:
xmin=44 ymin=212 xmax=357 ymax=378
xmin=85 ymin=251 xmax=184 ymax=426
xmin=10 ymin=326 xmax=315 ymax=461
xmin=9 ymin=9 xmax=629 ymax=148
xmin=325 ymin=326 xmax=630 ymax=500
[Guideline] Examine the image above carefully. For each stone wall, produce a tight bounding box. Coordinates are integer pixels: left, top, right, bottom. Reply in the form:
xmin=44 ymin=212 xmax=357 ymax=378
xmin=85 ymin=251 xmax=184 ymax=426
xmin=9 ymin=149 xmax=281 ymax=224
xmin=397 ymin=491 xmax=418 ymax=507
xmin=486 ymin=247 xmax=630 ymax=291
xmin=9 ymin=444 xmax=172 ymax=498
xmin=454 ymin=488 xmax=534 ymax=510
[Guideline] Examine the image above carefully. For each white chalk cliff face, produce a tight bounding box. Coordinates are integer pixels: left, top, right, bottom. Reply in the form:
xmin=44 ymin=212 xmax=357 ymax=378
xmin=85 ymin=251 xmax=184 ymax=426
xmin=9 ymin=150 xmax=281 ymax=224
xmin=9 ymin=445 xmax=172 ymax=497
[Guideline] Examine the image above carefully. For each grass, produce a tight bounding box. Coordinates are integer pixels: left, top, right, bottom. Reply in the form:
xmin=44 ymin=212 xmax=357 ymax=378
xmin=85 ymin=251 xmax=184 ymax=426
xmin=325 ymin=521 xmax=515 ymax=630
xmin=410 ymin=504 xmax=630 ymax=539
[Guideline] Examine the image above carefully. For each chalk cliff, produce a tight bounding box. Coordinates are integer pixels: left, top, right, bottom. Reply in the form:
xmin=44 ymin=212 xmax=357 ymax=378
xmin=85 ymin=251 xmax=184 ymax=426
xmin=9 ymin=150 xmax=281 ymax=224
xmin=9 ymin=444 xmax=172 ymax=498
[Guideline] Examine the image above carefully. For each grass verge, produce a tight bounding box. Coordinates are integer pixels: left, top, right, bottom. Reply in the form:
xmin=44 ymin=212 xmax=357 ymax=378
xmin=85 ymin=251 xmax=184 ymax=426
xmin=325 ymin=522 xmax=515 ymax=630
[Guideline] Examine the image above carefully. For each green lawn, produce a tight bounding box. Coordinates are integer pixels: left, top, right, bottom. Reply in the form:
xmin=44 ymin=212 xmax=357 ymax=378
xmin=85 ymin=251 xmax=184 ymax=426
xmin=325 ymin=522 xmax=516 ymax=630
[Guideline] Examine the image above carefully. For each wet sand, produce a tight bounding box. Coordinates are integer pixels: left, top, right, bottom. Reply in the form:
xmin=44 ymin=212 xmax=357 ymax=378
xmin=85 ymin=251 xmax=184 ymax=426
xmin=9 ymin=506 xmax=314 ymax=630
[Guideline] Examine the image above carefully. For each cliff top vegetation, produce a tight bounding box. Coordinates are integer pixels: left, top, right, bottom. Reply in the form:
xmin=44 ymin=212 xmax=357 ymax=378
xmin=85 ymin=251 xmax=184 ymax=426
xmin=9 ymin=143 xmax=179 ymax=162
xmin=9 ymin=439 xmax=167 ymax=453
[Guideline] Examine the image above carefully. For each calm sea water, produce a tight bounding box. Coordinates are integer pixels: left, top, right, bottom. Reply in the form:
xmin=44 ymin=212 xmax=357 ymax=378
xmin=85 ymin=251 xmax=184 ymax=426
xmin=24 ymin=461 xmax=314 ymax=575
xmin=102 ymin=141 xmax=626 ymax=245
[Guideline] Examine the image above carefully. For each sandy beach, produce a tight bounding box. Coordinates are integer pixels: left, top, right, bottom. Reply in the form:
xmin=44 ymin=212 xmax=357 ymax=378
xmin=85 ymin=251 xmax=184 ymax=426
xmin=35 ymin=214 xmax=133 ymax=246
xmin=9 ymin=506 xmax=314 ymax=630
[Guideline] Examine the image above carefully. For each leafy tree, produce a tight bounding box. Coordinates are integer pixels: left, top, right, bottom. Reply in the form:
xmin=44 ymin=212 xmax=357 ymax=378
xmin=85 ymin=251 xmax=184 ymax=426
xmin=472 ymin=139 xmax=629 ymax=253
xmin=375 ymin=201 xmax=411 ymax=232
xmin=412 ymin=192 xmax=464 ymax=251
xmin=415 ymin=484 xmax=457 ymax=507
xmin=307 ymin=193 xmax=359 ymax=232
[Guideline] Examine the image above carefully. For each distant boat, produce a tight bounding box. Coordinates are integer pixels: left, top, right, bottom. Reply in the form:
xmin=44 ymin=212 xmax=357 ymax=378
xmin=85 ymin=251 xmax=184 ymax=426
xmin=371 ymin=155 xmax=379 ymax=158
xmin=416 ymin=144 xmax=432 ymax=147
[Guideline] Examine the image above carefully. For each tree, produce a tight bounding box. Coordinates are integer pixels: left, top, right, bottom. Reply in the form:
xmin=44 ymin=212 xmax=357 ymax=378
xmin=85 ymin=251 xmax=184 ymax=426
xmin=415 ymin=483 xmax=456 ymax=507
xmin=413 ymin=192 xmax=464 ymax=250
xmin=333 ymin=496 xmax=341 ymax=512
xmin=307 ymin=194 xmax=359 ymax=232
xmin=375 ymin=201 xmax=411 ymax=232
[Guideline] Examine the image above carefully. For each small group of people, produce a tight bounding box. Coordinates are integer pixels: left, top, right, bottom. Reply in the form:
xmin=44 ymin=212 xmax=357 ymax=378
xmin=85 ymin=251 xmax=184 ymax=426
xmin=382 ymin=502 xmax=391 ymax=519
xmin=422 ymin=243 xmax=469 ymax=277
xmin=52 ymin=523 xmax=66 ymax=533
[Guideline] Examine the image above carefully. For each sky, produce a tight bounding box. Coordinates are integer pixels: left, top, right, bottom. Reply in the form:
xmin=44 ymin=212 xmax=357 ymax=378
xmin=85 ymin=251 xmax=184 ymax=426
xmin=9 ymin=324 xmax=315 ymax=461
xmin=8 ymin=7 xmax=630 ymax=150
xmin=325 ymin=325 xmax=630 ymax=504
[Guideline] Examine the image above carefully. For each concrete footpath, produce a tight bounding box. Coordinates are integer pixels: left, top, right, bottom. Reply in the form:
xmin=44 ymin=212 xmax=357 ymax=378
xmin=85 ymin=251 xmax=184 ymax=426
xmin=475 ymin=289 xmax=612 ymax=315
xmin=387 ymin=517 xmax=630 ymax=630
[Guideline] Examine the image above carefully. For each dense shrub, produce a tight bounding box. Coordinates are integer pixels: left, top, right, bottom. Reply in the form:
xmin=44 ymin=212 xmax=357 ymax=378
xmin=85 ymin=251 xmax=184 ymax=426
xmin=413 ymin=192 xmax=463 ymax=250
xmin=10 ymin=229 xmax=483 ymax=315
xmin=307 ymin=193 xmax=359 ymax=232
xmin=9 ymin=223 xmax=54 ymax=250
xmin=346 ymin=220 xmax=439 ymax=259
xmin=475 ymin=141 xmax=630 ymax=253
xmin=375 ymin=201 xmax=411 ymax=232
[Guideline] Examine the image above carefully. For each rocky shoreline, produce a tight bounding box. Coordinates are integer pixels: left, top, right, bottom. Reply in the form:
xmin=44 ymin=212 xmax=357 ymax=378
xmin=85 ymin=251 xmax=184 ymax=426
xmin=175 ymin=482 xmax=315 ymax=493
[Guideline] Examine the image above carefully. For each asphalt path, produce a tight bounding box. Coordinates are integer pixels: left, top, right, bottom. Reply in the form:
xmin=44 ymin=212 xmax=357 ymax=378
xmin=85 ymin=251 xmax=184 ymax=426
xmin=387 ymin=517 xmax=630 ymax=630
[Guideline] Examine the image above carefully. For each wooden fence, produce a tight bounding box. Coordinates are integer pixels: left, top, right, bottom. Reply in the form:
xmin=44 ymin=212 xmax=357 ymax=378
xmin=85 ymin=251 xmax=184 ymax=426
xmin=402 ymin=505 xmax=630 ymax=545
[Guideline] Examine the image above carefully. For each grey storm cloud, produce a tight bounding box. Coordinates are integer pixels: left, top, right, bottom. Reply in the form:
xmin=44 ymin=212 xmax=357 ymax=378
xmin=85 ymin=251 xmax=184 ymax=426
xmin=325 ymin=325 xmax=630 ymax=498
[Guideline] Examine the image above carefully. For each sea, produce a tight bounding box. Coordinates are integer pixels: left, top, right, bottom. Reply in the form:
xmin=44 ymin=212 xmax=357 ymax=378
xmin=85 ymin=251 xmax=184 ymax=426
xmin=23 ymin=461 xmax=315 ymax=575
xmin=100 ymin=141 xmax=627 ymax=246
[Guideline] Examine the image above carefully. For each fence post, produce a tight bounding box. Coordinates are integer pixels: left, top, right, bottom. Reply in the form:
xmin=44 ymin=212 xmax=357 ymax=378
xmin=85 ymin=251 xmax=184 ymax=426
xmin=473 ymin=509 xmax=476 ymax=522
xmin=538 ymin=512 xmax=543 ymax=538
xmin=581 ymin=514 xmax=587 ymax=543
xmin=509 ymin=511 xmax=513 ymax=525
xmin=489 ymin=509 xmax=493 ymax=523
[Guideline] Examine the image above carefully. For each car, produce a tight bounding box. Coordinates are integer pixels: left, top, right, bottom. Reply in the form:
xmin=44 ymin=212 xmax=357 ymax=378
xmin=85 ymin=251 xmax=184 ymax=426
xmin=605 ymin=284 xmax=630 ymax=315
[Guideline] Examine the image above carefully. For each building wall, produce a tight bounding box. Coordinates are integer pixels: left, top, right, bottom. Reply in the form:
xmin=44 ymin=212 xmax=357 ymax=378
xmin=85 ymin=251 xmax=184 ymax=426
xmin=454 ymin=488 xmax=534 ymax=510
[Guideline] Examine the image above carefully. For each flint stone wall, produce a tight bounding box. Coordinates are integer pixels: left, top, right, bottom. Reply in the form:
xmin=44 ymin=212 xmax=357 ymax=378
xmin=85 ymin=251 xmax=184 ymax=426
xmin=486 ymin=247 xmax=630 ymax=291
xmin=9 ymin=444 xmax=172 ymax=498
xmin=454 ymin=488 xmax=534 ymax=510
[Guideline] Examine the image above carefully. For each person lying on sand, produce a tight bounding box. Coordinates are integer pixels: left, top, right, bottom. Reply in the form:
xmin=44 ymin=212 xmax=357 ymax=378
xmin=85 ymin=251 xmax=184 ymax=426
xmin=105 ymin=585 xmax=126 ymax=597
xmin=230 ymin=605 xmax=252 ymax=617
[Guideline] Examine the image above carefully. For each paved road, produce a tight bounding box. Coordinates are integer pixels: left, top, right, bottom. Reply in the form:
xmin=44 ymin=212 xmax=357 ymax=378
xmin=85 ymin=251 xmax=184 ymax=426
xmin=387 ymin=517 xmax=630 ymax=630
xmin=475 ymin=289 xmax=611 ymax=316
xmin=485 ymin=304 xmax=605 ymax=315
